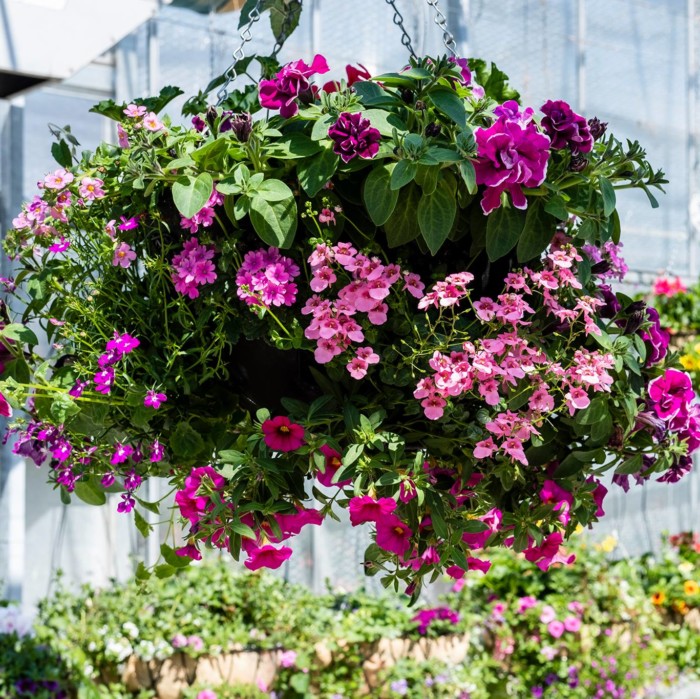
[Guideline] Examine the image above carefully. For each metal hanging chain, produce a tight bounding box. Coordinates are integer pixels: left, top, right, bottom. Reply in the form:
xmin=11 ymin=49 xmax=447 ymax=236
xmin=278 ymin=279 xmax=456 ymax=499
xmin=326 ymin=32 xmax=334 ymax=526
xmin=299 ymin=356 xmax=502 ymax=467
xmin=271 ymin=0 xmax=303 ymax=58
xmin=384 ymin=0 xmax=417 ymax=59
xmin=426 ymin=0 xmax=457 ymax=56
xmin=216 ymin=0 xmax=265 ymax=106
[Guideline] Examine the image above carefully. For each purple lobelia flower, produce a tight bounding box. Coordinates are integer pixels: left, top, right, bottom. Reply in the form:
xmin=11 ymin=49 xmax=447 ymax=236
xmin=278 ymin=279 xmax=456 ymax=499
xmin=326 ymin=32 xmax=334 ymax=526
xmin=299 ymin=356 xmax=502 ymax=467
xmin=540 ymin=100 xmax=593 ymax=155
xmin=328 ymin=112 xmax=381 ymax=163
xmin=473 ymin=112 xmax=550 ymax=214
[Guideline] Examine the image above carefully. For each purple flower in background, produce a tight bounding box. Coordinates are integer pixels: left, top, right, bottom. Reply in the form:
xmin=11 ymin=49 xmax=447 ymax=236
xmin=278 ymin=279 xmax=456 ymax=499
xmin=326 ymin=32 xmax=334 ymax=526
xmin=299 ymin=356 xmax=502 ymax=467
xmin=473 ymin=113 xmax=550 ymax=214
xmin=192 ymin=116 xmax=206 ymax=133
xmin=390 ymin=679 xmax=409 ymax=696
xmin=647 ymin=368 xmax=694 ymax=419
xmin=328 ymin=112 xmax=381 ymax=163
xmin=117 ymin=493 xmax=135 ymax=513
xmin=259 ymin=55 xmax=329 ymax=118
xmin=124 ymin=470 xmax=142 ymax=491
xmin=596 ymin=284 xmax=621 ymax=318
xmin=493 ymin=99 xmax=534 ymax=124
xmin=540 ymin=99 xmax=593 ymax=154
xmin=93 ymin=367 xmax=115 ymax=394
xmin=101 ymin=472 xmax=116 ymax=488
xmin=111 ymin=442 xmax=134 ymax=465
xmin=657 ymin=455 xmax=693 ymax=483
xmin=448 ymin=56 xmax=472 ymax=85
xmin=639 ymin=307 xmax=670 ymax=365
xmin=150 ymin=439 xmax=165 ymax=463
xmin=221 ymin=112 xmax=253 ymax=142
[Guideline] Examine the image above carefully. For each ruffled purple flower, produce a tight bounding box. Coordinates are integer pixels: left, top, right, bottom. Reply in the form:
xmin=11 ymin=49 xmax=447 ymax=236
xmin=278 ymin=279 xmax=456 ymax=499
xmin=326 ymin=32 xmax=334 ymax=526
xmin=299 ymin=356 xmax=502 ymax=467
xmin=658 ymin=454 xmax=693 ymax=483
xmin=448 ymin=56 xmax=472 ymax=85
xmin=540 ymin=100 xmax=593 ymax=155
xmin=639 ymin=307 xmax=670 ymax=365
xmin=647 ymin=368 xmax=695 ymax=420
xmin=259 ymin=55 xmax=329 ymax=118
xmin=328 ymin=112 xmax=381 ymax=163
xmin=473 ymin=113 xmax=550 ymax=214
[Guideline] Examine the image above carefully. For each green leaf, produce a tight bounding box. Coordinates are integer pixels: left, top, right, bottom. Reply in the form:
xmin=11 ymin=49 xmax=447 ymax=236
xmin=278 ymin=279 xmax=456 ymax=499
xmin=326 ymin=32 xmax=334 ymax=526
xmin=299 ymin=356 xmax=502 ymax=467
xmin=74 ymin=479 xmax=106 ymax=507
xmin=363 ymin=164 xmax=399 ymax=226
xmin=249 ymin=195 xmax=298 ymax=248
xmin=135 ymin=561 xmax=151 ymax=581
xmin=609 ymin=208 xmax=621 ymax=244
xmin=384 ymin=184 xmax=421 ymax=248
xmin=134 ymin=509 xmax=153 ymax=538
xmin=391 ymin=160 xmax=417 ymax=190
xmin=428 ymin=87 xmax=467 ymax=127
xmin=172 ymin=173 xmax=214 ymax=218
xmin=51 ymin=140 xmax=72 ymax=168
xmin=160 ymin=543 xmax=191 ymax=568
xmin=458 ymin=160 xmax=477 ymax=194
xmin=163 ymin=155 xmax=196 ymax=171
xmin=230 ymin=520 xmax=257 ymax=539
xmin=353 ymin=81 xmax=398 ymax=107
xmin=255 ymin=179 xmax=294 ymax=202
xmin=268 ymin=132 xmax=322 ymax=158
xmin=169 ymin=422 xmax=206 ymax=460
xmin=468 ymin=59 xmax=520 ymax=102
xmin=89 ymin=99 xmax=124 ymax=121
xmin=516 ymin=200 xmax=557 ymax=262
xmin=414 ymin=164 xmax=439 ymax=195
xmin=1 ymin=323 xmax=38 ymax=346
xmin=599 ymin=176 xmax=616 ymax=217
xmin=219 ymin=449 xmax=247 ymax=465
xmin=154 ymin=564 xmax=176 ymax=579
xmin=137 ymin=85 xmax=184 ymax=114
xmin=544 ymin=194 xmax=569 ymax=221
xmin=615 ymin=453 xmax=644 ymax=475
xmin=486 ymin=206 xmax=526 ymax=262
xmin=417 ymin=178 xmax=457 ymax=255
xmin=363 ymin=109 xmax=407 ymax=137
xmin=50 ymin=394 xmax=80 ymax=424
xmin=297 ymin=149 xmax=339 ymax=197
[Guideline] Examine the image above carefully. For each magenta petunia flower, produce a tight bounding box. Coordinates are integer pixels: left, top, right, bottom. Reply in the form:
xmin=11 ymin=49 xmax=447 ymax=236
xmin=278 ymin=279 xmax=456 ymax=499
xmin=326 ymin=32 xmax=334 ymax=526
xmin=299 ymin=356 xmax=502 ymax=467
xmin=375 ymin=513 xmax=413 ymax=556
xmin=176 ymin=543 xmax=202 ymax=560
xmin=540 ymin=100 xmax=593 ymax=155
xmin=322 ymin=63 xmax=371 ymax=93
xmin=448 ymin=56 xmax=472 ymax=85
xmin=461 ymin=507 xmax=502 ymax=550
xmin=175 ymin=466 xmax=226 ymax=525
xmin=473 ymin=113 xmax=550 ymax=214
xmin=273 ymin=507 xmax=324 ymax=540
xmin=547 ymin=620 xmax=566 ymax=638
xmin=648 ymin=368 xmax=695 ymax=419
xmin=261 ymin=416 xmax=305 ymax=452
xmin=259 ymin=55 xmax=329 ymax=118
xmin=0 ymin=391 xmax=12 ymax=419
xmin=244 ymin=544 xmax=293 ymax=571
xmin=328 ymin=111 xmax=381 ymax=163
xmin=144 ymin=390 xmax=167 ymax=409
xmin=539 ymin=480 xmax=574 ymax=525
xmin=348 ymin=495 xmax=397 ymax=526
xmin=316 ymin=444 xmax=351 ymax=487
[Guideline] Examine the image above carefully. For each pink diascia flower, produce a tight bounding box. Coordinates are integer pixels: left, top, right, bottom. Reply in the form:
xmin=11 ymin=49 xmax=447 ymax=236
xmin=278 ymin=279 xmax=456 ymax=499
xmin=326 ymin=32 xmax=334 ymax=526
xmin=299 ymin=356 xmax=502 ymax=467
xmin=244 ymin=544 xmax=293 ymax=571
xmin=144 ymin=390 xmax=167 ymax=409
xmin=44 ymin=168 xmax=74 ymax=190
xmin=113 ymin=242 xmax=136 ymax=268
xmin=261 ymin=416 xmax=305 ymax=452
xmin=236 ymin=247 xmax=300 ymax=308
xmin=117 ymin=124 xmax=130 ymax=148
xmin=171 ymin=237 xmax=217 ymax=299
xmin=652 ymin=275 xmax=687 ymax=297
xmin=142 ymin=112 xmax=165 ymax=132
xmin=175 ymin=466 xmax=226 ymax=525
xmin=78 ymin=177 xmax=105 ymax=200
xmin=473 ymin=107 xmax=550 ymax=214
xmin=259 ymin=54 xmax=330 ymax=118
xmin=123 ymin=104 xmax=147 ymax=118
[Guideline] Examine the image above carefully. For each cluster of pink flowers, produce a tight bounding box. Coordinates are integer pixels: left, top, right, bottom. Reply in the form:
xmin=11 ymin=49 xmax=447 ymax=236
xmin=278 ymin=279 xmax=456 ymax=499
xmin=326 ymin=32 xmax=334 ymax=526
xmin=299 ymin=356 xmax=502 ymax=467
xmin=123 ymin=103 xmax=165 ymax=132
xmin=180 ymin=191 xmax=224 ymax=233
xmin=88 ymin=331 xmax=140 ymax=395
xmin=348 ymin=496 xmax=413 ymax=557
xmin=235 ymin=247 xmax=300 ymax=308
xmin=171 ymin=237 xmax=217 ymax=299
xmin=411 ymin=606 xmax=460 ymax=635
xmin=583 ymin=240 xmax=629 ymax=281
xmin=651 ymin=274 xmax=687 ymax=297
xmin=414 ymin=245 xmax=617 ymax=467
xmin=538 ymin=602 xmax=583 ymax=639
xmin=303 ymin=241 xmax=423 ymax=375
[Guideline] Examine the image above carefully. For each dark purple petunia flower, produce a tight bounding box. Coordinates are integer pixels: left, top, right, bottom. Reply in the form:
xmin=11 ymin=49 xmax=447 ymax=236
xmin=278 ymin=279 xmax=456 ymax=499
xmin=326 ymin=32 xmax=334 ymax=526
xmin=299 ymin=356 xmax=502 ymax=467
xmin=639 ymin=307 xmax=670 ymax=365
xmin=540 ymin=99 xmax=593 ymax=155
xmin=328 ymin=112 xmax=381 ymax=163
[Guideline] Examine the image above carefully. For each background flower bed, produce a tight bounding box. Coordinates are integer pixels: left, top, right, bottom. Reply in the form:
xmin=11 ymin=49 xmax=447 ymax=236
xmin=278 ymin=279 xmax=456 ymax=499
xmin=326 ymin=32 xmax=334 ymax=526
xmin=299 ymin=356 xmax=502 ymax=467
xmin=1 ymin=532 xmax=698 ymax=698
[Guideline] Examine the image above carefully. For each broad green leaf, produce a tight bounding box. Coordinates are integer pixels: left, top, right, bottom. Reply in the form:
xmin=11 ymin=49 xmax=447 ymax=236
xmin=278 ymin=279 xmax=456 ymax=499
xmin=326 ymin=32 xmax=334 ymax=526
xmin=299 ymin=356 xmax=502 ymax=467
xmin=428 ymin=87 xmax=467 ymax=127
xmin=400 ymin=66 xmax=432 ymax=80
xmin=154 ymin=564 xmax=176 ymax=579
xmin=256 ymin=179 xmax=294 ymax=202
xmin=190 ymin=138 xmax=229 ymax=169
xmin=353 ymin=80 xmax=398 ymax=107
xmin=458 ymin=160 xmax=477 ymax=194
xmin=172 ymin=173 xmax=213 ymax=218
xmin=615 ymin=453 xmax=644 ymax=475
xmin=163 ymin=155 xmax=196 ymax=171
xmin=516 ymin=200 xmax=557 ymax=262
xmin=417 ymin=178 xmax=457 ymax=255
xmin=310 ymin=115 xmax=335 ymax=141
xmin=363 ymin=109 xmax=407 ymax=137
xmin=1 ymin=323 xmax=39 ymax=346
xmin=50 ymin=394 xmax=80 ymax=424
xmin=609 ymin=208 xmax=621 ymax=244
xmin=74 ymin=479 xmax=106 ymax=506
xmin=51 ymin=140 xmax=72 ymax=168
xmin=134 ymin=509 xmax=153 ymax=538
xmin=485 ymin=205 xmax=526 ymax=261
xmin=415 ymin=164 xmax=439 ymax=195
xmin=544 ymin=194 xmax=569 ymax=221
xmin=599 ymin=176 xmax=616 ymax=217
xmin=219 ymin=449 xmax=247 ymax=465
xmin=170 ymin=421 xmax=205 ymax=460
xmin=363 ymin=164 xmax=399 ymax=226
xmin=161 ymin=543 xmax=191 ymax=568
xmin=391 ymin=160 xmax=417 ymax=190
xmin=268 ymin=133 xmax=323 ymax=158
xmin=383 ymin=183 xmax=422 ymax=249
xmin=249 ymin=196 xmax=298 ymax=248
xmin=297 ymin=150 xmax=339 ymax=197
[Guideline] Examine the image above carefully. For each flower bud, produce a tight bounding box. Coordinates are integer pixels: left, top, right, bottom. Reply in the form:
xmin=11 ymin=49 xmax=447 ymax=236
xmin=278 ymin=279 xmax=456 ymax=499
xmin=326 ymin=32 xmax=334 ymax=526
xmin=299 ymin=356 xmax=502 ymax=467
xmin=569 ymin=154 xmax=588 ymax=172
xmin=425 ymin=122 xmax=441 ymax=137
xmin=588 ymin=117 xmax=608 ymax=140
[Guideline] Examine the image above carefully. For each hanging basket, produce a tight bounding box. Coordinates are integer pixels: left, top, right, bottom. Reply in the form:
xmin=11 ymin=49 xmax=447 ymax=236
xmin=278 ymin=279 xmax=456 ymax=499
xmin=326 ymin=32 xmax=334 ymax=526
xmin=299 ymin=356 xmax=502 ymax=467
xmin=1 ymin=33 xmax=696 ymax=594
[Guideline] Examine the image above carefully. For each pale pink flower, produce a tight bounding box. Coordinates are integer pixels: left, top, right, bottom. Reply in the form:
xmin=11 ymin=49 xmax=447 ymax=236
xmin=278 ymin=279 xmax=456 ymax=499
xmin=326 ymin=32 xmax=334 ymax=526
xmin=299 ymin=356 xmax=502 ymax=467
xmin=123 ymin=104 xmax=147 ymax=117
xmin=113 ymin=242 xmax=136 ymax=268
xmin=142 ymin=112 xmax=165 ymax=132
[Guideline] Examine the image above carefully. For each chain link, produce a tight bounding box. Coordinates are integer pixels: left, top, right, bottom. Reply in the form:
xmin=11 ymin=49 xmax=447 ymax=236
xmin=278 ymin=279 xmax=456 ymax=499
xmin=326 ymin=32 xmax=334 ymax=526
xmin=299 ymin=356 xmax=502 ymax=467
xmin=384 ymin=0 xmax=417 ymax=59
xmin=216 ymin=0 xmax=265 ymax=106
xmin=426 ymin=0 xmax=457 ymax=56
xmin=271 ymin=0 xmax=302 ymax=57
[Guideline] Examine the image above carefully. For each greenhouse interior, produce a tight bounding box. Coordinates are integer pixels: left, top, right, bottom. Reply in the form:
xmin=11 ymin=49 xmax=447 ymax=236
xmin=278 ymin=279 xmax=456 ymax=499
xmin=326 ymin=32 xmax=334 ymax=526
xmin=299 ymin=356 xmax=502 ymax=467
xmin=0 ymin=0 xmax=699 ymax=697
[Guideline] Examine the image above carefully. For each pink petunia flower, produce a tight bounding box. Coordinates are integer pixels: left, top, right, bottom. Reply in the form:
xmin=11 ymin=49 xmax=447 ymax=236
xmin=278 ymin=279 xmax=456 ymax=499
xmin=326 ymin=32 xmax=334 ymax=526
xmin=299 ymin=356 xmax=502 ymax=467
xmin=244 ymin=544 xmax=293 ymax=571
xmin=375 ymin=513 xmax=413 ymax=556
xmin=348 ymin=495 xmax=396 ymax=526
xmin=316 ymin=444 xmax=351 ymax=488
xmin=261 ymin=416 xmax=305 ymax=452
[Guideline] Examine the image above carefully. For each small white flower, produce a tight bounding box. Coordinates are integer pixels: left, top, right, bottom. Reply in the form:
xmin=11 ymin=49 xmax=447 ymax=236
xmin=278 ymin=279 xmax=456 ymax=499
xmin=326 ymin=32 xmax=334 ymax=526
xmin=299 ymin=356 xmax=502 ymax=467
xmin=122 ymin=621 xmax=139 ymax=638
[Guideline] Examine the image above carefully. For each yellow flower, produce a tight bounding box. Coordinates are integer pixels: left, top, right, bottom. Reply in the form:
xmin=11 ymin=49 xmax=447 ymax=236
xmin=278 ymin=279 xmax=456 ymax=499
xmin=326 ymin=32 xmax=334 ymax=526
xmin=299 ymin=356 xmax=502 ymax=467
xmin=680 ymin=355 xmax=696 ymax=370
xmin=694 ymin=342 xmax=700 ymax=353
xmin=673 ymin=600 xmax=690 ymax=615
xmin=651 ymin=591 xmax=666 ymax=605
xmin=574 ymin=524 xmax=584 ymax=535
xmin=684 ymin=580 xmax=699 ymax=596
xmin=599 ymin=535 xmax=618 ymax=553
